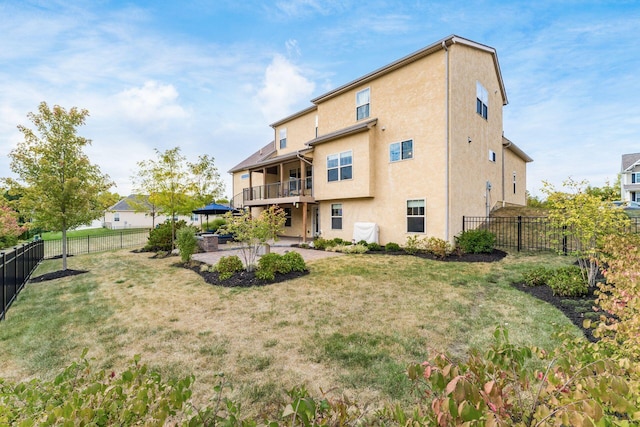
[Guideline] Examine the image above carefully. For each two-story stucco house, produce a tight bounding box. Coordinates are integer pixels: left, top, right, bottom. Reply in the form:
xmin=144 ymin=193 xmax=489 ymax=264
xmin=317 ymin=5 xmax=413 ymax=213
xmin=229 ymin=35 xmax=532 ymax=244
xmin=621 ymin=153 xmax=640 ymax=203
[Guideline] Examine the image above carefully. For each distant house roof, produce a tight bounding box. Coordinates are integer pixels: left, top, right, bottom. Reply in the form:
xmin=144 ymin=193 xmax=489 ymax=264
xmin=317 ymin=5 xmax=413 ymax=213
xmin=622 ymin=153 xmax=640 ymax=171
xmin=502 ymin=137 xmax=533 ymax=163
xmin=228 ymin=141 xmax=277 ymax=173
xmin=109 ymin=194 xmax=152 ymax=212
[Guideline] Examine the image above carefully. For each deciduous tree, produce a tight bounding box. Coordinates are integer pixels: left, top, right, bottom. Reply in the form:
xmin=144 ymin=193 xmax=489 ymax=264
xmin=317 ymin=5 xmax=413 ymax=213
xmin=6 ymin=102 xmax=112 ymax=269
xmin=542 ymin=178 xmax=629 ymax=287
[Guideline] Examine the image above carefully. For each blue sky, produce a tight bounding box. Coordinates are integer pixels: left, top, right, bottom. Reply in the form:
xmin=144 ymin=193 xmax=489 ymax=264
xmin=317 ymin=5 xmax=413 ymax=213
xmin=1 ymin=0 xmax=639 ymax=199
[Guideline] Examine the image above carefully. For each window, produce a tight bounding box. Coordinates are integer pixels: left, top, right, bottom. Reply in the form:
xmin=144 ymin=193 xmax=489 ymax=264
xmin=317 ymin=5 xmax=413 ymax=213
xmin=279 ymin=128 xmax=287 ymax=149
xmin=390 ymin=139 xmax=413 ymax=162
xmin=114 ymin=212 xmax=120 ymax=222
xmin=284 ymin=208 xmax=292 ymax=227
xmin=489 ymin=150 xmax=496 ymax=162
xmin=289 ymin=168 xmax=300 ymax=194
xmin=327 ymin=151 xmax=353 ymax=182
xmin=407 ymin=199 xmax=425 ymax=233
xmin=356 ymin=88 xmax=370 ymax=120
xmin=241 ymin=173 xmax=249 ymax=180
xmin=191 ymin=214 xmax=198 ymax=222
xmin=331 ymin=204 xmax=342 ymax=229
xmin=306 ymin=167 xmax=313 ymax=190
xmin=632 ymin=172 xmax=640 ymax=184
xmin=476 ymin=81 xmax=488 ymax=119
xmin=513 ymin=172 xmax=517 ymax=194
xmin=315 ymin=115 xmax=318 ymax=138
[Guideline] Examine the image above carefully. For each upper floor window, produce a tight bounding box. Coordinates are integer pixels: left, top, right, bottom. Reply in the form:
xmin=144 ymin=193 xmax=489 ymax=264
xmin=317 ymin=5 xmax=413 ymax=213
xmin=356 ymin=88 xmax=370 ymax=120
xmin=407 ymin=199 xmax=425 ymax=233
xmin=390 ymin=140 xmax=413 ymax=162
xmin=114 ymin=212 xmax=120 ymax=222
xmin=513 ymin=172 xmax=517 ymax=194
xmin=476 ymin=81 xmax=488 ymax=120
xmin=241 ymin=173 xmax=249 ymax=180
xmin=632 ymin=172 xmax=640 ymax=184
xmin=327 ymin=151 xmax=353 ymax=182
xmin=315 ymin=115 xmax=319 ymax=138
xmin=488 ymin=150 xmax=496 ymax=163
xmin=279 ymin=128 xmax=287 ymax=149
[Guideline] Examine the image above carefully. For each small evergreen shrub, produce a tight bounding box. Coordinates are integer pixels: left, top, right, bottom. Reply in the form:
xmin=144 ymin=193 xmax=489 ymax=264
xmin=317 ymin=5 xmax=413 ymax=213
xmin=312 ymin=238 xmax=331 ymax=250
xmin=332 ymin=238 xmax=347 ymax=245
xmin=367 ymin=242 xmax=382 ymax=251
xmin=424 ymin=237 xmax=453 ymax=259
xmin=214 ymin=255 xmax=244 ymax=280
xmin=357 ymin=240 xmax=369 ymax=246
xmin=404 ymin=235 xmax=421 ymax=254
xmin=385 ymin=242 xmax=401 ymax=252
xmin=145 ymin=220 xmax=187 ymax=252
xmin=283 ymin=251 xmax=307 ymax=272
xmin=176 ymin=226 xmax=198 ymax=262
xmin=547 ymin=265 xmax=588 ymax=297
xmin=522 ymin=266 xmax=552 ymax=287
xmin=455 ymin=229 xmax=496 ymax=254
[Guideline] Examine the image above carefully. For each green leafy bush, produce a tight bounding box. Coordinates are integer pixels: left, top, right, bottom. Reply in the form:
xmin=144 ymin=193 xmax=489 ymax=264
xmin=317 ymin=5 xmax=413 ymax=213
xmin=332 ymin=238 xmax=347 ymax=245
xmin=257 ymin=253 xmax=288 ymax=280
xmin=357 ymin=239 xmax=368 ymax=246
xmin=547 ymin=265 xmax=588 ymax=296
xmin=341 ymin=243 xmax=369 ymax=254
xmin=145 ymin=220 xmax=187 ymax=252
xmin=312 ymin=238 xmax=330 ymax=250
xmin=176 ymin=226 xmax=198 ymax=262
xmin=522 ymin=266 xmax=552 ymax=287
xmin=423 ymin=237 xmax=453 ymax=259
xmin=203 ymin=218 xmax=226 ymax=233
xmin=214 ymin=255 xmax=244 ymax=280
xmin=385 ymin=242 xmax=401 ymax=252
xmin=366 ymin=242 xmax=382 ymax=251
xmin=283 ymin=251 xmax=306 ymax=272
xmin=455 ymin=229 xmax=496 ymax=254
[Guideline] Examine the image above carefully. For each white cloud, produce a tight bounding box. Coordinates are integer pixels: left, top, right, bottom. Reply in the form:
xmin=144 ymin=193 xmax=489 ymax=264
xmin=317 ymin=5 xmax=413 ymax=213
xmin=253 ymin=54 xmax=315 ymax=123
xmin=114 ymin=81 xmax=188 ymax=124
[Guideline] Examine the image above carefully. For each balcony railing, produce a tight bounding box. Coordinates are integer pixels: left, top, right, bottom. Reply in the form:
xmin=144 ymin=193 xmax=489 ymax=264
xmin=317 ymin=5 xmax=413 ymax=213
xmin=243 ymin=178 xmax=313 ymax=203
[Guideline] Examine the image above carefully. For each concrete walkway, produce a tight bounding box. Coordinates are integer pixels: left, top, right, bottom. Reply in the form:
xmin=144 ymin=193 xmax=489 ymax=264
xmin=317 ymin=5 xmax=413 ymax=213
xmin=192 ymin=237 xmax=343 ymax=266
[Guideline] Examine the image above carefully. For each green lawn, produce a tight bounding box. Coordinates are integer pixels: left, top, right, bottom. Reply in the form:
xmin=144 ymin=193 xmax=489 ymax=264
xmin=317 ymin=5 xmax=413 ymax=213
xmin=0 ymin=249 xmax=581 ymax=417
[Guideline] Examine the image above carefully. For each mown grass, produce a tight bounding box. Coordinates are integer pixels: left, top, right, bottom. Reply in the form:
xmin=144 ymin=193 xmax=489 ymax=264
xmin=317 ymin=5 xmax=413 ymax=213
xmin=0 ymin=248 xmax=580 ymax=417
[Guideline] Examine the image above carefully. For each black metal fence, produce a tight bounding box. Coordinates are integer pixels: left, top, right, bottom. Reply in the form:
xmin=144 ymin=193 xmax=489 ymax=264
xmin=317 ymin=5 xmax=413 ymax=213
xmin=43 ymin=229 xmax=150 ymax=259
xmin=1 ymin=240 xmax=44 ymax=321
xmin=462 ymin=216 xmax=640 ymax=252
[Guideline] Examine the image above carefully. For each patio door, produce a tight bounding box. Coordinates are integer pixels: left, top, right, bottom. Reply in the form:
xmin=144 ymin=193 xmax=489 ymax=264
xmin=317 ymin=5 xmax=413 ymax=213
xmin=311 ymin=206 xmax=319 ymax=237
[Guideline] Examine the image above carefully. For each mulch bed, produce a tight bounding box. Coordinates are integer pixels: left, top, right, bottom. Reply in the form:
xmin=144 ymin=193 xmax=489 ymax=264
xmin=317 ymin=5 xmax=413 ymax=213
xmin=185 ymin=263 xmax=309 ymax=288
xmin=30 ymin=269 xmax=89 ymax=283
xmin=510 ymin=282 xmax=600 ymax=342
xmin=347 ymin=248 xmax=508 ymax=262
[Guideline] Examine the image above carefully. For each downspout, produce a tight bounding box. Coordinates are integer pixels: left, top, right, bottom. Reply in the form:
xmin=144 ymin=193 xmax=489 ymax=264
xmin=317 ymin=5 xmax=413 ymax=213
xmin=442 ymin=40 xmax=450 ymax=241
xmin=502 ymin=137 xmax=511 ymax=207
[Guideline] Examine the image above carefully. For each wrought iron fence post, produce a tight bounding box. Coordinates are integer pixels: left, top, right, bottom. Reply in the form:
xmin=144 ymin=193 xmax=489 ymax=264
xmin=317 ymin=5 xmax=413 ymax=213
xmin=562 ymin=225 xmax=568 ymax=255
xmin=517 ymin=216 xmax=522 ymax=252
xmin=1 ymin=252 xmax=5 ymax=321
xmin=462 ymin=216 xmax=466 ymax=232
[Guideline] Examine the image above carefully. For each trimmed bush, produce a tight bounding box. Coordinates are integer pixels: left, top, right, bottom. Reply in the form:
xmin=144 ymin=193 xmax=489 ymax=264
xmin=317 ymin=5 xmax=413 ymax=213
xmin=214 ymin=255 xmax=244 ymax=280
xmin=547 ymin=265 xmax=588 ymax=297
xmin=455 ymin=229 xmax=496 ymax=254
xmin=404 ymin=235 xmax=421 ymax=255
xmin=522 ymin=266 xmax=552 ymax=287
xmin=176 ymin=226 xmax=198 ymax=262
xmin=283 ymin=251 xmax=306 ymax=272
xmin=367 ymin=242 xmax=382 ymax=251
xmin=312 ymin=238 xmax=330 ymax=250
xmin=385 ymin=242 xmax=401 ymax=252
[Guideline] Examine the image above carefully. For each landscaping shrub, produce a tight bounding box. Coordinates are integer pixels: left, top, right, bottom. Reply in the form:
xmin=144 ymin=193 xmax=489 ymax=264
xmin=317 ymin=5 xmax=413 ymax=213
xmin=385 ymin=242 xmax=400 ymax=252
xmin=312 ymin=237 xmax=330 ymax=250
xmin=366 ymin=242 xmax=382 ymax=251
xmin=341 ymin=243 xmax=369 ymax=254
xmin=257 ymin=253 xmax=289 ymax=281
xmin=547 ymin=265 xmax=588 ymax=297
xmin=282 ymin=251 xmax=306 ymax=272
xmin=357 ymin=239 xmax=368 ymax=246
xmin=332 ymin=237 xmax=347 ymax=245
xmin=522 ymin=266 xmax=552 ymax=287
xmin=423 ymin=237 xmax=452 ymax=259
xmin=403 ymin=235 xmax=421 ymax=254
xmin=214 ymin=255 xmax=244 ymax=280
xmin=455 ymin=229 xmax=496 ymax=254
xmin=176 ymin=226 xmax=198 ymax=262
xmin=144 ymin=220 xmax=187 ymax=252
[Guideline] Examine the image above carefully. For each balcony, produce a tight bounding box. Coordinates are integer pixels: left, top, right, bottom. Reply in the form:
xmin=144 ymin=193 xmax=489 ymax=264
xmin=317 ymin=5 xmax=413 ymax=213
xmin=242 ymin=178 xmax=314 ymax=207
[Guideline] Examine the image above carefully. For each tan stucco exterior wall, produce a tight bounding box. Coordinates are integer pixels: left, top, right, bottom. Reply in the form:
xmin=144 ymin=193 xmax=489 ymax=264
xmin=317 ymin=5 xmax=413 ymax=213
xmin=502 ymin=147 xmax=528 ymax=206
xmin=273 ymin=108 xmax=317 ymax=156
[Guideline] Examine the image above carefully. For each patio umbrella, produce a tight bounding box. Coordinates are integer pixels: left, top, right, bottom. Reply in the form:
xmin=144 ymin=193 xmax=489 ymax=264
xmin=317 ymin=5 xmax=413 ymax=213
xmin=192 ymin=203 xmax=236 ymax=215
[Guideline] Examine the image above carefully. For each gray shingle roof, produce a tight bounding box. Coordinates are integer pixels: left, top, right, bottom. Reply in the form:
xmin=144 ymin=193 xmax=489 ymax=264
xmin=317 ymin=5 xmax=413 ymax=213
xmin=622 ymin=153 xmax=640 ymax=171
xmin=228 ymin=141 xmax=276 ymax=173
xmin=109 ymin=194 xmax=152 ymax=211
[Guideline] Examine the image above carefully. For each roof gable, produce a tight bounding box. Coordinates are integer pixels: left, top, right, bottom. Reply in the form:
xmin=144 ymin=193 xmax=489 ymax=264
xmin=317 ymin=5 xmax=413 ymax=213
xmin=622 ymin=153 xmax=640 ymax=171
xmin=228 ymin=141 xmax=277 ymax=173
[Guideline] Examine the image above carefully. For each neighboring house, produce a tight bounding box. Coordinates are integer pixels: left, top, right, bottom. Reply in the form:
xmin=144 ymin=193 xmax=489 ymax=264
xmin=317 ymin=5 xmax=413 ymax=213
xmin=104 ymin=195 xmax=198 ymax=229
xmin=229 ymin=35 xmax=532 ymax=244
xmin=621 ymin=153 xmax=640 ymax=202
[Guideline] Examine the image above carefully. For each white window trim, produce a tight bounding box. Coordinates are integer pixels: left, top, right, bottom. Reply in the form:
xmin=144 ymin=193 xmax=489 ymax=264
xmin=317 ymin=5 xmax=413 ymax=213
xmin=476 ymin=81 xmax=488 ymax=120
xmin=406 ymin=198 xmax=426 ymax=234
xmin=390 ymin=139 xmax=414 ymax=162
xmin=279 ymin=128 xmax=287 ymax=149
xmin=489 ymin=150 xmax=496 ymax=163
xmin=327 ymin=150 xmax=353 ymax=182
xmin=356 ymin=87 xmax=370 ymax=121
xmin=331 ymin=203 xmax=343 ymax=230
